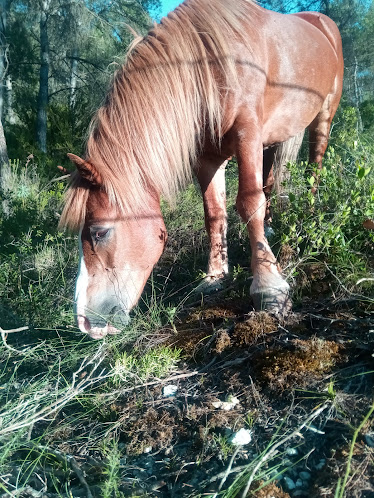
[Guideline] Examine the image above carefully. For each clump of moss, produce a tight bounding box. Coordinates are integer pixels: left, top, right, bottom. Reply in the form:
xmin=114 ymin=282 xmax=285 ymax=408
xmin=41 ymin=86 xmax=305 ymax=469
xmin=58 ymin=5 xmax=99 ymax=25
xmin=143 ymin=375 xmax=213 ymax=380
xmin=254 ymin=338 xmax=341 ymax=389
xmin=234 ymin=312 xmax=277 ymax=346
xmin=187 ymin=305 xmax=237 ymax=323
xmin=214 ymin=329 xmax=232 ymax=353
xmin=249 ymin=481 xmax=291 ymax=497
xmin=168 ymin=328 xmax=210 ymax=356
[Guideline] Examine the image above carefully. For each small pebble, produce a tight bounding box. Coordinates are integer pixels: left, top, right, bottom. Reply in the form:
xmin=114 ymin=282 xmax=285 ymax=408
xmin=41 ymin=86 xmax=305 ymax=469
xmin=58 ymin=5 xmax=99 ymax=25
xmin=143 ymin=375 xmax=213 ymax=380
xmin=315 ymin=458 xmax=326 ymax=470
xmin=299 ymin=471 xmax=312 ymax=480
xmin=293 ymin=491 xmax=308 ymax=497
xmin=163 ymin=384 xmax=178 ymax=397
xmin=364 ymin=433 xmax=374 ymax=448
xmin=212 ymin=396 xmax=240 ymax=411
xmin=229 ymin=428 xmax=252 ymax=446
xmin=143 ymin=446 xmax=152 ymax=453
xmin=283 ymin=476 xmax=296 ymax=491
xmin=286 ymin=447 xmax=299 ymax=456
xmin=269 ymin=470 xmax=282 ymax=479
xmin=295 ymin=478 xmax=303 ymax=488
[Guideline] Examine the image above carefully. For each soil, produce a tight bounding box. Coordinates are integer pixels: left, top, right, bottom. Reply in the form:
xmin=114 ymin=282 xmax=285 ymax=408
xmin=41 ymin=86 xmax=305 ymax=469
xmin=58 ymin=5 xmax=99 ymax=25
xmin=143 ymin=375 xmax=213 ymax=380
xmin=4 ymin=289 xmax=373 ymax=498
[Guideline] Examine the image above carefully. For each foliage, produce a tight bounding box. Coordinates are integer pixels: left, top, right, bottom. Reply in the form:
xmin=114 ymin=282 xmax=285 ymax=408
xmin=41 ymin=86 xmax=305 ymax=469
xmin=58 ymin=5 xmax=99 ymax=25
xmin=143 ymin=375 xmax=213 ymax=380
xmin=3 ymin=0 xmax=161 ymax=162
xmin=112 ymin=346 xmax=182 ymax=386
xmin=272 ymin=107 xmax=374 ymax=294
xmin=0 ymin=159 xmax=76 ymax=328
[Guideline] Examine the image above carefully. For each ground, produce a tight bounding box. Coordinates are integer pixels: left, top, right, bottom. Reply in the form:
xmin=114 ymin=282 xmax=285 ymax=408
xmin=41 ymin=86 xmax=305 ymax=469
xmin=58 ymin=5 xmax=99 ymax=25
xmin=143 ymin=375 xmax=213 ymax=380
xmin=1 ymin=279 xmax=373 ymax=497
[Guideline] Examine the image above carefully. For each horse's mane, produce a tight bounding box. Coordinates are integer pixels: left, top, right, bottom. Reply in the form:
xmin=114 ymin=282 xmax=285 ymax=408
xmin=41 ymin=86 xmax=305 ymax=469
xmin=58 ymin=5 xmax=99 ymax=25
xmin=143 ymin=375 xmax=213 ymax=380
xmin=60 ymin=0 xmax=256 ymax=231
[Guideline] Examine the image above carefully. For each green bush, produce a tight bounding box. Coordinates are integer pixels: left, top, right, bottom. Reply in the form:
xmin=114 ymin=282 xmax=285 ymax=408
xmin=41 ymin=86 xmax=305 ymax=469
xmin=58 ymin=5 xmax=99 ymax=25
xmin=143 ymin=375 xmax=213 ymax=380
xmin=272 ymin=118 xmax=374 ymax=293
xmin=0 ymin=160 xmax=77 ymax=328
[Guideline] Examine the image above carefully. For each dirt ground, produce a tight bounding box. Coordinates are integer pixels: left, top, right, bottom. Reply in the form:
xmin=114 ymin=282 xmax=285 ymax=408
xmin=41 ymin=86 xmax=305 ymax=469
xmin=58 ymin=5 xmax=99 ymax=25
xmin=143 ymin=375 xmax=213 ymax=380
xmin=2 ymin=251 xmax=374 ymax=498
xmin=7 ymin=291 xmax=371 ymax=498
xmin=108 ymin=295 xmax=374 ymax=497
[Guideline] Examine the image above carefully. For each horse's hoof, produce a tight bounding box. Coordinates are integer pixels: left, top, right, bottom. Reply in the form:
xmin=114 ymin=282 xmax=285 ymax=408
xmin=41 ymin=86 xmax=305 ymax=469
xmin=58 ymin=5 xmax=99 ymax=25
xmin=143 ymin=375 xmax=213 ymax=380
xmin=195 ymin=276 xmax=225 ymax=295
xmin=251 ymin=289 xmax=292 ymax=315
xmin=250 ymin=277 xmax=291 ymax=315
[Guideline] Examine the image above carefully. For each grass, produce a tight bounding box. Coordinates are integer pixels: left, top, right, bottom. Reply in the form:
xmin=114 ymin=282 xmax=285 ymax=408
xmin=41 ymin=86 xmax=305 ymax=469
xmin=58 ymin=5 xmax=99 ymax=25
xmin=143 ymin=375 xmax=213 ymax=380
xmin=0 ymin=110 xmax=373 ymax=495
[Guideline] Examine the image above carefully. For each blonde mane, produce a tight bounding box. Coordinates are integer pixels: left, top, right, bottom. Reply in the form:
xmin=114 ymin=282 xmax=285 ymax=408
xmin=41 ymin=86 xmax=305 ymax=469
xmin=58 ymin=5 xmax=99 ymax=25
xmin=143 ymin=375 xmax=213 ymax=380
xmin=60 ymin=0 xmax=256 ymax=231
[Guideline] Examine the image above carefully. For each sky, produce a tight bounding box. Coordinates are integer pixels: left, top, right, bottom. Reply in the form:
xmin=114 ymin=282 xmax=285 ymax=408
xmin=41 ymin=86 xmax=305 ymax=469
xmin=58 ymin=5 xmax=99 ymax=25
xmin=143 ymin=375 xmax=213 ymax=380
xmin=159 ymin=0 xmax=183 ymax=18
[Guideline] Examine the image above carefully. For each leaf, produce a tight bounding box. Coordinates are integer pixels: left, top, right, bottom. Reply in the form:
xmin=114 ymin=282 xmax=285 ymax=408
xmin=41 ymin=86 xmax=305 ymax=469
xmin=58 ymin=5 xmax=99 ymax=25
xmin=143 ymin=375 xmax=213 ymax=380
xmin=308 ymin=176 xmax=315 ymax=186
xmin=357 ymin=167 xmax=365 ymax=179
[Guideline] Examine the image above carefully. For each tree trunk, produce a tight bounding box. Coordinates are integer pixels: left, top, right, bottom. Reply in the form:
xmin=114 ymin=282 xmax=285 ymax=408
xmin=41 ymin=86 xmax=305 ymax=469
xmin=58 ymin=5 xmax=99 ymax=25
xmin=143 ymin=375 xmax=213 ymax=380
xmin=0 ymin=116 xmax=8 ymax=187
xmin=36 ymin=0 xmax=50 ymax=153
xmin=5 ymin=74 xmax=15 ymax=124
xmin=69 ymin=47 xmax=78 ymax=109
xmin=0 ymin=0 xmax=8 ymax=122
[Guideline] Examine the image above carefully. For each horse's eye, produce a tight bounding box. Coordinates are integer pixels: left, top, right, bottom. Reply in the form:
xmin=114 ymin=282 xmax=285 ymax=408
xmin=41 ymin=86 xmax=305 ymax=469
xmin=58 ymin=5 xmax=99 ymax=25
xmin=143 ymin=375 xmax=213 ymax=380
xmin=90 ymin=228 xmax=110 ymax=243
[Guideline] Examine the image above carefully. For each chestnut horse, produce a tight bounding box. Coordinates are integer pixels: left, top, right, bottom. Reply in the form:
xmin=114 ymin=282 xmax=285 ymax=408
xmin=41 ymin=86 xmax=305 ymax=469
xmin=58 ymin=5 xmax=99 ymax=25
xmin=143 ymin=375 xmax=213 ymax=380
xmin=60 ymin=0 xmax=343 ymax=339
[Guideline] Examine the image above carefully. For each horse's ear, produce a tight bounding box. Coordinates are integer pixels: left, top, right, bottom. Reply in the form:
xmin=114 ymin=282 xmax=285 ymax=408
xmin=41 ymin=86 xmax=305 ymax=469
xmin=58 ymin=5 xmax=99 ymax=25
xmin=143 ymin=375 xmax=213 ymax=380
xmin=67 ymin=153 xmax=102 ymax=186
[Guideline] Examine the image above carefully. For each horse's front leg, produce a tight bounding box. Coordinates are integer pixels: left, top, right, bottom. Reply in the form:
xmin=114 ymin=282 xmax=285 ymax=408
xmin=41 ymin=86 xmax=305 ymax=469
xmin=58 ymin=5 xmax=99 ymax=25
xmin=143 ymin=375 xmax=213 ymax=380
xmin=196 ymin=155 xmax=229 ymax=290
xmin=236 ymin=136 xmax=290 ymax=314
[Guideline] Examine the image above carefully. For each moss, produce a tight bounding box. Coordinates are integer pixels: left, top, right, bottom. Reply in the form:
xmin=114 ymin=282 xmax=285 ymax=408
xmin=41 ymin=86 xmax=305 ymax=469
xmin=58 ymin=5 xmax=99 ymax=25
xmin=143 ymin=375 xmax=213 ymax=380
xmin=254 ymin=338 xmax=341 ymax=389
xmin=234 ymin=312 xmax=277 ymax=346
xmin=167 ymin=328 xmax=211 ymax=356
xmin=248 ymin=481 xmax=291 ymax=497
xmin=187 ymin=305 xmax=237 ymax=323
xmin=125 ymin=408 xmax=177 ymax=455
xmin=214 ymin=329 xmax=232 ymax=353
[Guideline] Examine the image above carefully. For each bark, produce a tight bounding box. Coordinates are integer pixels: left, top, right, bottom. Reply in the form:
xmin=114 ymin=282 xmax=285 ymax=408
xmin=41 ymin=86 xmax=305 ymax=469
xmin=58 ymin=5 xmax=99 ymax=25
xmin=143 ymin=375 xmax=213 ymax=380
xmin=69 ymin=47 xmax=78 ymax=109
xmin=0 ymin=116 xmax=8 ymax=187
xmin=36 ymin=0 xmax=50 ymax=153
xmin=5 ymin=74 xmax=15 ymax=124
xmin=0 ymin=0 xmax=7 ymax=121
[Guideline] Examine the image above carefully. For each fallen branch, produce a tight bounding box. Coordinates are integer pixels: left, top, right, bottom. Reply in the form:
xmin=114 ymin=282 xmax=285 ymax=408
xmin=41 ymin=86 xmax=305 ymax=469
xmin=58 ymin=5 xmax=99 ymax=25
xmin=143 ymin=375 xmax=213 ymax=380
xmin=218 ymin=447 xmax=240 ymax=491
xmin=98 ymin=369 xmax=202 ymax=398
xmin=0 ymin=346 xmax=111 ymax=437
xmin=0 ymin=326 xmax=29 ymax=354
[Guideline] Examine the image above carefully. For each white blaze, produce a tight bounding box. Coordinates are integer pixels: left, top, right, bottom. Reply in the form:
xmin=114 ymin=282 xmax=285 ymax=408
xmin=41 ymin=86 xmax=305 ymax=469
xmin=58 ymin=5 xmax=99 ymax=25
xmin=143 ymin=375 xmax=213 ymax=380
xmin=74 ymin=228 xmax=89 ymax=323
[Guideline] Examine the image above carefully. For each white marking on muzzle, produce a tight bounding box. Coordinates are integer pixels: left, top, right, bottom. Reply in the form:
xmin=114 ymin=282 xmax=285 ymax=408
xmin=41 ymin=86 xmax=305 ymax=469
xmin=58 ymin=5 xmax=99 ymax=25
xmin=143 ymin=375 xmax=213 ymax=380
xmin=74 ymin=228 xmax=89 ymax=331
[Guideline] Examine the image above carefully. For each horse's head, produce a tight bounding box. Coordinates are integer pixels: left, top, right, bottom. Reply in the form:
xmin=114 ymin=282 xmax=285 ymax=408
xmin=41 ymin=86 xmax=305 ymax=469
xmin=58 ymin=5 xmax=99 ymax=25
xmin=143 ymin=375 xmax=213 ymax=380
xmin=68 ymin=154 xmax=167 ymax=339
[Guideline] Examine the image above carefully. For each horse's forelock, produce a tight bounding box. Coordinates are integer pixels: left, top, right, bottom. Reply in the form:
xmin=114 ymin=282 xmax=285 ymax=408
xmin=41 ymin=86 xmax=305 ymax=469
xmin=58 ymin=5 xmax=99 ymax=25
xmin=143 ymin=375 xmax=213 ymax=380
xmin=59 ymin=173 xmax=90 ymax=232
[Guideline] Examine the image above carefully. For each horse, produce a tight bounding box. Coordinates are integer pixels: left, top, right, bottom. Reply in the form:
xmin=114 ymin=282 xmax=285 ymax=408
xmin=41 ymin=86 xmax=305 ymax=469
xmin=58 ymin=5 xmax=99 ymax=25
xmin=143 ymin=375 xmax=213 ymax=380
xmin=59 ymin=0 xmax=343 ymax=339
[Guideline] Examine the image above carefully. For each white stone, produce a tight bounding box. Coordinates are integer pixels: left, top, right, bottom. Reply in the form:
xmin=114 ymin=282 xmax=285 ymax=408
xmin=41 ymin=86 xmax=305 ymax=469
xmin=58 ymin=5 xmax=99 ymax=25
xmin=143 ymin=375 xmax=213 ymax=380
xmin=163 ymin=385 xmax=178 ymax=397
xmin=212 ymin=396 xmax=240 ymax=411
xmin=286 ymin=447 xmax=299 ymax=456
xmin=229 ymin=428 xmax=252 ymax=446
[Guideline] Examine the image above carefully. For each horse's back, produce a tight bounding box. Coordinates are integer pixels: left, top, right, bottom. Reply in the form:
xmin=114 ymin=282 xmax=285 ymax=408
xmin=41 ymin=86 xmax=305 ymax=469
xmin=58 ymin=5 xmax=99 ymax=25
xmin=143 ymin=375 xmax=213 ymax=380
xmin=291 ymin=11 xmax=343 ymax=55
xmin=230 ymin=6 xmax=343 ymax=145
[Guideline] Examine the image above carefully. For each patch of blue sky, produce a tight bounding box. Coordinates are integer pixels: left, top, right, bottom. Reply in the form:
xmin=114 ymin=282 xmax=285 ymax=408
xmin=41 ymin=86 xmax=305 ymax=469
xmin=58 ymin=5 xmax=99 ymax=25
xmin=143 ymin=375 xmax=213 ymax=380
xmin=152 ymin=0 xmax=183 ymax=20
